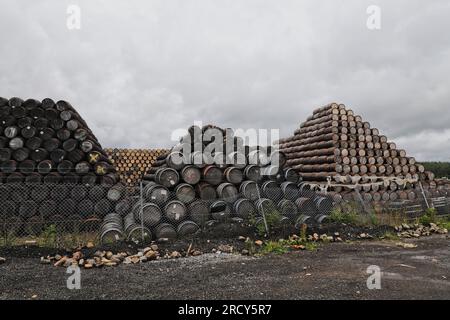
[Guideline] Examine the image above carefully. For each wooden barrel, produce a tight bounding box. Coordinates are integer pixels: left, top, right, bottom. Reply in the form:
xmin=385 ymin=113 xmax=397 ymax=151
xmin=1 ymin=160 xmax=17 ymax=173
xmin=26 ymin=137 xmax=42 ymax=150
xmin=30 ymin=148 xmax=48 ymax=162
xmin=66 ymin=119 xmax=79 ymax=131
xmin=175 ymin=183 xmax=195 ymax=203
xmin=154 ymin=223 xmax=177 ymax=240
xmin=283 ymin=168 xmax=300 ymax=184
xmin=39 ymin=128 xmax=55 ymax=140
xmin=181 ymin=165 xmax=201 ymax=185
xmin=313 ymin=196 xmax=333 ymax=215
xmin=223 ymin=167 xmax=243 ymax=185
xmin=243 ymin=165 xmax=261 ymax=182
xmin=255 ymin=198 xmax=277 ymax=215
xmin=100 ymin=222 xmax=124 ymax=243
xmin=295 ymin=197 xmax=317 ymax=216
xmin=210 ymin=200 xmax=231 ymax=221
xmin=12 ymin=148 xmax=29 ymax=162
xmin=62 ymin=139 xmax=77 ymax=152
xmin=126 ymin=223 xmax=153 ymax=244
xmin=166 ymin=152 xmax=186 ymax=170
xmin=74 ymin=128 xmax=88 ymax=141
xmin=188 ymin=200 xmax=210 ymax=226
xmin=4 ymin=126 xmax=19 ymax=138
xmin=107 ymin=184 xmax=124 ymax=202
xmin=50 ymin=119 xmax=64 ymax=130
xmin=233 ymin=198 xmax=256 ymax=219
xmin=6 ymin=172 xmax=24 ymax=183
xmin=262 ymin=180 xmax=282 ymax=201
xmin=196 ymin=182 xmax=217 ymax=200
xmin=42 ymin=138 xmax=60 ymax=152
xmin=80 ymin=140 xmax=94 ymax=153
xmin=217 ymin=182 xmax=238 ymax=203
xmin=67 ymin=149 xmax=84 ymax=163
xmin=17 ymin=117 xmax=32 ymax=128
xmin=56 ymin=128 xmax=71 ymax=141
xmin=177 ymin=221 xmax=200 ymax=237
xmin=164 ymin=200 xmax=187 ymax=223
xmin=280 ymin=182 xmax=299 ymax=201
xmin=202 ymin=165 xmax=223 ymax=186
xmin=115 ymin=198 xmax=132 ymax=216
xmin=155 ymin=168 xmax=179 ymax=188
xmin=43 ymin=172 xmax=62 ymax=183
xmin=261 ymin=165 xmax=283 ymax=182
xmin=21 ymin=126 xmax=36 ymax=139
xmin=0 ymin=148 xmax=11 ymax=162
xmin=133 ymin=202 xmax=162 ymax=227
xmin=239 ymin=181 xmax=260 ymax=201
xmin=57 ymin=160 xmax=73 ymax=175
xmin=143 ymin=181 xmax=169 ymax=204
xmin=9 ymin=137 xmax=24 ymax=150
xmin=278 ymin=199 xmax=298 ymax=218
xmin=17 ymin=160 xmax=34 ymax=174
xmin=81 ymin=173 xmax=97 ymax=185
xmin=75 ymin=161 xmax=90 ymax=175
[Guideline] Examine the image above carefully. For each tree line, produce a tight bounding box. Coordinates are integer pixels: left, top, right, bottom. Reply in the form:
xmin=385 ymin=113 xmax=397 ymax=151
xmin=422 ymin=162 xmax=450 ymax=178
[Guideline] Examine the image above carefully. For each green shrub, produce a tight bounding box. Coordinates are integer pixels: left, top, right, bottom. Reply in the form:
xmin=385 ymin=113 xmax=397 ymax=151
xmin=329 ymin=208 xmax=359 ymax=225
xmin=419 ymin=208 xmax=437 ymax=225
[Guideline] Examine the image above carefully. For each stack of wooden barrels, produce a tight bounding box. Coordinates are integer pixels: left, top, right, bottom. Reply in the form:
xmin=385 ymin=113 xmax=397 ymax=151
xmin=105 ymin=148 xmax=169 ymax=187
xmin=277 ymin=103 xmax=437 ymax=203
xmin=0 ymin=97 xmax=117 ymax=184
xmin=0 ymin=182 xmax=129 ymax=238
xmin=109 ymin=124 xmax=335 ymax=243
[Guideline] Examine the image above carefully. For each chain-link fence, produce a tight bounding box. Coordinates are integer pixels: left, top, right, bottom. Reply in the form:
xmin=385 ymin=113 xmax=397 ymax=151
xmin=0 ymin=181 xmax=448 ymax=248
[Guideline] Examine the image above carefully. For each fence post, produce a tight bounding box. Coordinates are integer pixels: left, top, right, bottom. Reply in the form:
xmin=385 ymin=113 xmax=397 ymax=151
xmin=354 ymin=188 xmax=370 ymax=215
xmin=419 ymin=181 xmax=431 ymax=209
xmin=140 ymin=181 xmax=144 ymax=242
xmin=255 ymin=183 xmax=269 ymax=235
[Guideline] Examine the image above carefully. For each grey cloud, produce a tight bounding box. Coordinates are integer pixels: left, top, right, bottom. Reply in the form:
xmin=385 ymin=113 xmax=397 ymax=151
xmin=0 ymin=0 xmax=449 ymax=161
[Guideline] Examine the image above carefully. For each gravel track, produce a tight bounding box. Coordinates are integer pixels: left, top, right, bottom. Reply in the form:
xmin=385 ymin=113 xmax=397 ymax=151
xmin=0 ymin=235 xmax=449 ymax=300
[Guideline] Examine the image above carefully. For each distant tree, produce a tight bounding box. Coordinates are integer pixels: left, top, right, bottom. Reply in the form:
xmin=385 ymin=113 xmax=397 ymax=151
xmin=422 ymin=162 xmax=450 ymax=178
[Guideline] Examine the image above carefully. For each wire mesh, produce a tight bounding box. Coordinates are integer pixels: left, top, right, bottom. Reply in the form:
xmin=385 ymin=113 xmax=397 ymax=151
xmin=0 ymin=180 xmax=448 ymax=248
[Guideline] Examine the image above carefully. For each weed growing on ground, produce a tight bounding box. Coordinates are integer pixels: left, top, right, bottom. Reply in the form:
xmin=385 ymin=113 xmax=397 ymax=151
xmin=418 ymin=208 xmax=437 ymax=225
xmin=329 ymin=207 xmax=359 ymax=225
xmin=381 ymin=231 xmax=400 ymax=241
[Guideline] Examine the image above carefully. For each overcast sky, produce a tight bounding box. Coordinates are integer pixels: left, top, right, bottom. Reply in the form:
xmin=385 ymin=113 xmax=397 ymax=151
xmin=1 ymin=0 xmax=450 ymax=161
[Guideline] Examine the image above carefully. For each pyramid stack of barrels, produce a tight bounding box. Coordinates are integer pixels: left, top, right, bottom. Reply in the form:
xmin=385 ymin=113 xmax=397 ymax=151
xmin=277 ymin=103 xmax=438 ymax=203
xmin=107 ymin=124 xmax=336 ymax=243
xmin=0 ymin=97 xmax=117 ymax=184
xmin=105 ymin=148 xmax=169 ymax=187
xmin=0 ymin=97 xmax=123 ymax=238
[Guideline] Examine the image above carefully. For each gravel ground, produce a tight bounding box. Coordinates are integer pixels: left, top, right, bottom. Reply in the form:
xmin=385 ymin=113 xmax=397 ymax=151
xmin=0 ymin=235 xmax=449 ymax=300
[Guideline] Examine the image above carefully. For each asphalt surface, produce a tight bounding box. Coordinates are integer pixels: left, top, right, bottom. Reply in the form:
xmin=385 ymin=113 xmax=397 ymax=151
xmin=0 ymin=235 xmax=449 ymax=300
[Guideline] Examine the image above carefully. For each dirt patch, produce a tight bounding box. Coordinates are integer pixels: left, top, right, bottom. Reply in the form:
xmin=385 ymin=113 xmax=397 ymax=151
xmin=1 ymin=235 xmax=449 ymax=300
